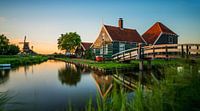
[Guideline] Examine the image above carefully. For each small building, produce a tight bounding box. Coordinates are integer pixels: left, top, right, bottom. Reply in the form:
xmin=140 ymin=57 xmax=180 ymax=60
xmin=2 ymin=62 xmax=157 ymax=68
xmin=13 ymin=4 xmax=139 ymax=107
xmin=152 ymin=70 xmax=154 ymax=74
xmin=91 ymin=18 xmax=145 ymax=59
xmin=142 ymin=22 xmax=178 ymax=45
xmin=75 ymin=42 xmax=93 ymax=58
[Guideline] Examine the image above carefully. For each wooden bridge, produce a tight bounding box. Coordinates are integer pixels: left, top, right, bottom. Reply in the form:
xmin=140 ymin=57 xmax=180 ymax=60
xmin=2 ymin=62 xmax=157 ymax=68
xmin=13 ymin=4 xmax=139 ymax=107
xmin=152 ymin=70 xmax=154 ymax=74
xmin=112 ymin=44 xmax=200 ymax=62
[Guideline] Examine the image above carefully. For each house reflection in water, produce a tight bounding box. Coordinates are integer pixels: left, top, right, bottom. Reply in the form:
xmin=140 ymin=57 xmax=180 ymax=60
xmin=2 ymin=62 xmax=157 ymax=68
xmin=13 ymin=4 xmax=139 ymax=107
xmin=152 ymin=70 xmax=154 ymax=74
xmin=91 ymin=72 xmax=113 ymax=98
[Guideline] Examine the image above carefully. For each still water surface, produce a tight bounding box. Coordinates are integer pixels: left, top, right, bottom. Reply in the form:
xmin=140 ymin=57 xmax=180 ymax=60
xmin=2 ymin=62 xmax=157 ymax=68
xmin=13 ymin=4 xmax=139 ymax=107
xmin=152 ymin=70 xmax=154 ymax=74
xmin=0 ymin=60 xmax=115 ymax=111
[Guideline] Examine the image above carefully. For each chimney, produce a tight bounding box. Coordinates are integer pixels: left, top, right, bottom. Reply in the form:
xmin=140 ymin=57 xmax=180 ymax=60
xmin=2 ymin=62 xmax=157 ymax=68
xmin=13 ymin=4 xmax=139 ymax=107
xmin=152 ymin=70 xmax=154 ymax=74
xmin=118 ymin=18 xmax=123 ymax=29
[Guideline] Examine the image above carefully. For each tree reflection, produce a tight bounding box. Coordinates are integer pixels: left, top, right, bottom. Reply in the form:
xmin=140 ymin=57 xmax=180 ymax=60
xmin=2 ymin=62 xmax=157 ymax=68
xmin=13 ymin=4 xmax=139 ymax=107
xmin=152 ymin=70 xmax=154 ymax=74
xmin=58 ymin=63 xmax=81 ymax=86
xmin=0 ymin=69 xmax=10 ymax=85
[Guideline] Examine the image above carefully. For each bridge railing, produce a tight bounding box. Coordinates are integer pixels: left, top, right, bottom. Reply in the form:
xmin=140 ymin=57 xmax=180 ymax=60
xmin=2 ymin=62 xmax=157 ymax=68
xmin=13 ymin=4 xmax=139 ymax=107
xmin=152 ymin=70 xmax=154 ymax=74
xmin=112 ymin=47 xmax=139 ymax=61
xmin=112 ymin=44 xmax=200 ymax=61
xmin=144 ymin=44 xmax=200 ymax=59
xmin=143 ymin=44 xmax=179 ymax=59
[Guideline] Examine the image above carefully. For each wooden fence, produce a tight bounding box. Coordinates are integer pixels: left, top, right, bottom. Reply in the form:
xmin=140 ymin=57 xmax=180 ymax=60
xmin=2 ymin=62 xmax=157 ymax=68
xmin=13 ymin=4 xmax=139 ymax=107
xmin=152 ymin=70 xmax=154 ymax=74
xmin=112 ymin=44 xmax=200 ymax=62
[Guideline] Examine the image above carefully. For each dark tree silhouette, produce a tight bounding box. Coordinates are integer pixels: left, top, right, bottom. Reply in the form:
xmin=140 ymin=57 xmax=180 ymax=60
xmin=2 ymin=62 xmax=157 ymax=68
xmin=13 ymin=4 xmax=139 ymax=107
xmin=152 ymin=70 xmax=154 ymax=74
xmin=58 ymin=63 xmax=81 ymax=86
xmin=0 ymin=69 xmax=10 ymax=84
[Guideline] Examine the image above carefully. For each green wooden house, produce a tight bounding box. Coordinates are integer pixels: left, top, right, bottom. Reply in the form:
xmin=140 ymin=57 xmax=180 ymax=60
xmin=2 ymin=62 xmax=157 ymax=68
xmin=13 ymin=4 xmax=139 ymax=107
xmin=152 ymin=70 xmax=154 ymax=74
xmin=142 ymin=22 xmax=178 ymax=45
xmin=91 ymin=18 xmax=145 ymax=59
xmin=75 ymin=42 xmax=93 ymax=58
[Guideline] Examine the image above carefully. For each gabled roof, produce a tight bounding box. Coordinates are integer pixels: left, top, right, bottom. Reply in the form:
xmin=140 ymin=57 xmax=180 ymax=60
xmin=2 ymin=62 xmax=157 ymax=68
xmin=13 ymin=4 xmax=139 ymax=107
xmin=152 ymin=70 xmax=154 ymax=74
xmin=104 ymin=25 xmax=144 ymax=43
xmin=81 ymin=42 xmax=92 ymax=50
xmin=142 ymin=22 xmax=178 ymax=45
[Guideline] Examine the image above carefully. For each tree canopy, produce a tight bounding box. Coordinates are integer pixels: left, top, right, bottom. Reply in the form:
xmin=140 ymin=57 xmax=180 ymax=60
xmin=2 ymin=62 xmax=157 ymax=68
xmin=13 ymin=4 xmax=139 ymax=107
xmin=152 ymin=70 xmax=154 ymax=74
xmin=0 ymin=34 xmax=20 ymax=55
xmin=57 ymin=32 xmax=81 ymax=53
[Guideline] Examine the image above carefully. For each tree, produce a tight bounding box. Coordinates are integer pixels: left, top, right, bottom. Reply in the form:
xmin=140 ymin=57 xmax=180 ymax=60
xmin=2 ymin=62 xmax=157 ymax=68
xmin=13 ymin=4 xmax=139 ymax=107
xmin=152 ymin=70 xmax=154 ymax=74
xmin=58 ymin=64 xmax=81 ymax=86
xmin=7 ymin=44 xmax=20 ymax=55
xmin=84 ymin=49 xmax=95 ymax=60
xmin=57 ymin=32 xmax=81 ymax=54
xmin=0 ymin=34 xmax=9 ymax=55
xmin=0 ymin=34 xmax=20 ymax=55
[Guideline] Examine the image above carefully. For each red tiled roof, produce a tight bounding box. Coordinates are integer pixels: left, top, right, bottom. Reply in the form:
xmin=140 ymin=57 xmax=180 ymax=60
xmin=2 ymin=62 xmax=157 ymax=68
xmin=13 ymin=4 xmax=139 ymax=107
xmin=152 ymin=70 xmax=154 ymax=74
xmin=81 ymin=42 xmax=92 ymax=50
xmin=104 ymin=25 xmax=144 ymax=43
xmin=142 ymin=22 xmax=177 ymax=44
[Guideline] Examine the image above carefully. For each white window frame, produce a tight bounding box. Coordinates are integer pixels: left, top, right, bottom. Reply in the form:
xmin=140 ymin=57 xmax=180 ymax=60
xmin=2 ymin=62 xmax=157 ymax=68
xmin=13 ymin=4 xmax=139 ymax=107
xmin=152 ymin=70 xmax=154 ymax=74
xmin=105 ymin=44 xmax=108 ymax=54
xmin=119 ymin=43 xmax=125 ymax=52
xmin=100 ymin=44 xmax=108 ymax=55
xmin=100 ymin=47 xmax=103 ymax=55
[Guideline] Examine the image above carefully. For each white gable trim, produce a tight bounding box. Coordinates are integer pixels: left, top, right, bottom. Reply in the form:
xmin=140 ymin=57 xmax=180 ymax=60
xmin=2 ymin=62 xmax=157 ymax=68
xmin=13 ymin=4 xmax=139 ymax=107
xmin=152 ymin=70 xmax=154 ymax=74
xmin=153 ymin=32 xmax=163 ymax=45
xmin=90 ymin=26 xmax=104 ymax=48
xmin=90 ymin=25 xmax=113 ymax=48
xmin=140 ymin=36 xmax=147 ymax=45
xmin=103 ymin=25 xmax=113 ymax=42
xmin=81 ymin=43 xmax=86 ymax=51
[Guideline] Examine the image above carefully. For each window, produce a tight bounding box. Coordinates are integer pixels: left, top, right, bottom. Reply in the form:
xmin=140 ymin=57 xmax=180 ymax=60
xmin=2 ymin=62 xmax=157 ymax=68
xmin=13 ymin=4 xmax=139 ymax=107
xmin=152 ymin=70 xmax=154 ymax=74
xmin=100 ymin=44 xmax=108 ymax=55
xmin=168 ymin=36 xmax=173 ymax=43
xmin=119 ymin=43 xmax=125 ymax=52
xmin=105 ymin=44 xmax=108 ymax=54
xmin=100 ymin=48 xmax=103 ymax=55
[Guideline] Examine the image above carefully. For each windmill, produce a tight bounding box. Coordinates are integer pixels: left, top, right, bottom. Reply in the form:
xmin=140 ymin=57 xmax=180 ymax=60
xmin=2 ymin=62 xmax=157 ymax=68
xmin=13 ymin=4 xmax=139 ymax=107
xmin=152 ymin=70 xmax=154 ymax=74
xmin=19 ymin=36 xmax=31 ymax=53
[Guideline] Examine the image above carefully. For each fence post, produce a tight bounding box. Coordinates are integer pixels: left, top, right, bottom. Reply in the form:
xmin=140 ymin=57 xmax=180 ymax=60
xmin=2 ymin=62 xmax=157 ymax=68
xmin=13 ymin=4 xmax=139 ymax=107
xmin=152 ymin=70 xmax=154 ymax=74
xmin=123 ymin=52 xmax=125 ymax=61
xmin=153 ymin=46 xmax=155 ymax=59
xmin=138 ymin=43 xmax=142 ymax=59
xmin=197 ymin=45 xmax=199 ymax=56
xmin=189 ymin=45 xmax=191 ymax=55
xmin=181 ymin=45 xmax=184 ymax=58
xmin=165 ymin=45 xmax=168 ymax=59
xmin=186 ymin=45 xmax=189 ymax=58
xmin=129 ymin=51 xmax=132 ymax=59
xmin=139 ymin=60 xmax=144 ymax=71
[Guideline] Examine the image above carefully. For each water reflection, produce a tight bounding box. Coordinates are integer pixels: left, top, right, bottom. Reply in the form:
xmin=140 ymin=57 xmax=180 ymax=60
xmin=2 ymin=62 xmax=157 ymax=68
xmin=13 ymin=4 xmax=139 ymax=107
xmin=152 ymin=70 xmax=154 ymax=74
xmin=0 ymin=69 xmax=10 ymax=85
xmin=91 ymin=72 xmax=113 ymax=98
xmin=58 ymin=63 xmax=81 ymax=86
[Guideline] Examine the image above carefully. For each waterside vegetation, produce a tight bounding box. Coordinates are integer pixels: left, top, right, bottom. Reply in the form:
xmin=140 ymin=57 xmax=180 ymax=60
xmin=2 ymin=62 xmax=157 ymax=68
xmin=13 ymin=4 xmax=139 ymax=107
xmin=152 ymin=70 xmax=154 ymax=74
xmin=84 ymin=59 xmax=200 ymax=111
xmin=55 ymin=58 xmax=137 ymax=72
xmin=0 ymin=55 xmax=48 ymax=67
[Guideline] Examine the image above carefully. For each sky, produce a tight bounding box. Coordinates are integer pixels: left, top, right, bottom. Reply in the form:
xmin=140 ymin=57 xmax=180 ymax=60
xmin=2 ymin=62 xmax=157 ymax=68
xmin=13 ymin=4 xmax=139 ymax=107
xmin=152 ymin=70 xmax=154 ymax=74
xmin=0 ymin=0 xmax=200 ymax=54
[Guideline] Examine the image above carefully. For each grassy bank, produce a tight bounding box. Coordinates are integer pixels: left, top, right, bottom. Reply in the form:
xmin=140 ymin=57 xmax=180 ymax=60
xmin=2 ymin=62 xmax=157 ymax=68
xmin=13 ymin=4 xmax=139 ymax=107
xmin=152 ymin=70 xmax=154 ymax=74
xmin=56 ymin=58 xmax=138 ymax=71
xmin=56 ymin=57 xmax=200 ymax=74
xmin=0 ymin=55 xmax=48 ymax=67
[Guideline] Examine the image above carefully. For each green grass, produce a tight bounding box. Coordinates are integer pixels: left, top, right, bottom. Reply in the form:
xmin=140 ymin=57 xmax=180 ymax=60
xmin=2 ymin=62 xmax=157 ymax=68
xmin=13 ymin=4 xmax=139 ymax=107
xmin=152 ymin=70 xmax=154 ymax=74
xmin=0 ymin=55 xmax=48 ymax=67
xmin=56 ymin=58 xmax=138 ymax=70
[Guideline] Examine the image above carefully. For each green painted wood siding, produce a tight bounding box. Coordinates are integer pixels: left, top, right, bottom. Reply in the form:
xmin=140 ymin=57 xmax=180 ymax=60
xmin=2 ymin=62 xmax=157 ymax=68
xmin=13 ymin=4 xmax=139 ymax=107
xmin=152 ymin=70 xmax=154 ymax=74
xmin=113 ymin=42 xmax=119 ymax=54
xmin=93 ymin=42 xmax=138 ymax=59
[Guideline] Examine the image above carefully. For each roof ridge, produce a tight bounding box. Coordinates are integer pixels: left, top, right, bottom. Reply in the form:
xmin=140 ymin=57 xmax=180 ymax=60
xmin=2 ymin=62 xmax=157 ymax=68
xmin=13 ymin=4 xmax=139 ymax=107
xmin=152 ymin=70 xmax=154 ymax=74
xmin=157 ymin=22 xmax=163 ymax=33
xmin=104 ymin=24 xmax=136 ymax=30
xmin=81 ymin=42 xmax=92 ymax=43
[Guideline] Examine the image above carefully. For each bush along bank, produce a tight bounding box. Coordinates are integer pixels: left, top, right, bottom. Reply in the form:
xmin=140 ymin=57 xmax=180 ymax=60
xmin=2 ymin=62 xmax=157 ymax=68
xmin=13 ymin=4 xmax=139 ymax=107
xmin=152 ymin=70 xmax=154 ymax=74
xmin=0 ymin=55 xmax=48 ymax=67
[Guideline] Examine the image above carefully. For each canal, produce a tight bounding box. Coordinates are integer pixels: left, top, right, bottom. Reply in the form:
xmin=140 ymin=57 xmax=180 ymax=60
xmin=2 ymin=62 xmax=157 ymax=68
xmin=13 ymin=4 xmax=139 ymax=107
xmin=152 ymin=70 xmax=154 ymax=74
xmin=0 ymin=60 xmax=135 ymax=111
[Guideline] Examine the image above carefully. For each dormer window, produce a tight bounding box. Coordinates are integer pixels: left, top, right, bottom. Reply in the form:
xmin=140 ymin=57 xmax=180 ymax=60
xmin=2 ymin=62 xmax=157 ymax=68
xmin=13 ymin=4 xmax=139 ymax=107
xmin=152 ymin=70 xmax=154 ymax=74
xmin=168 ymin=36 xmax=173 ymax=44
